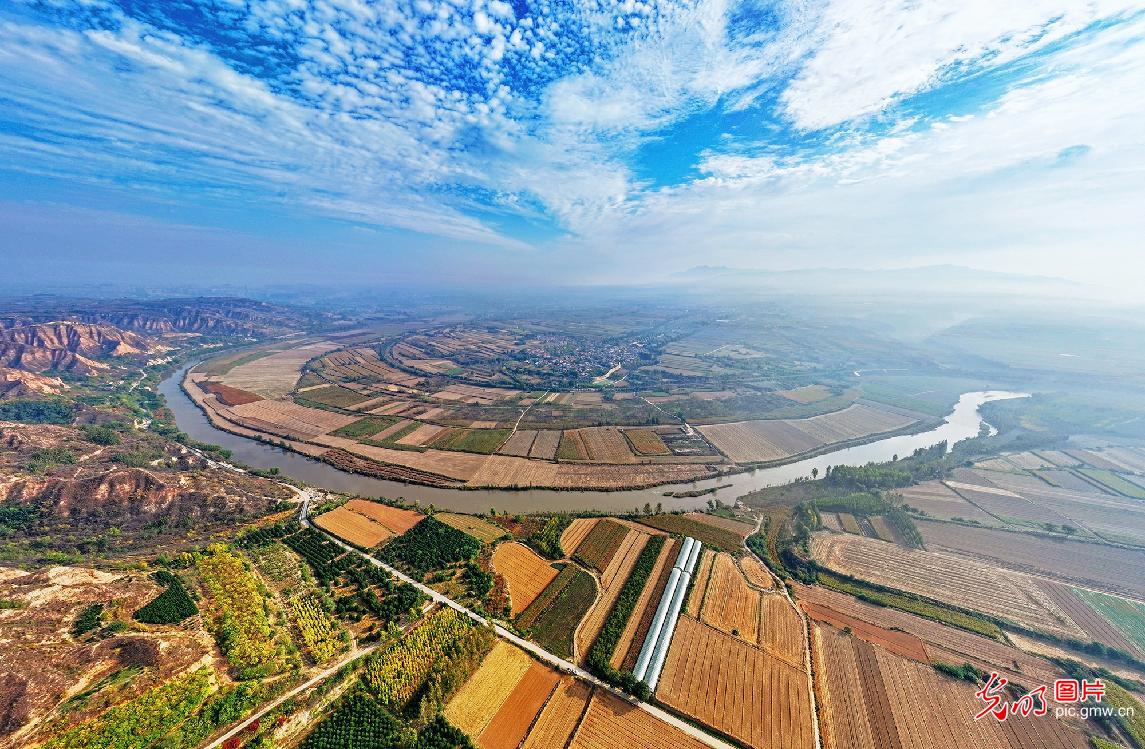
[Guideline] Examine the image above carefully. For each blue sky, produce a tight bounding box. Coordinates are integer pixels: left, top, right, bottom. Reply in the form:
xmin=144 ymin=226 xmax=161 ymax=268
xmin=1 ymin=0 xmax=1143 ymax=289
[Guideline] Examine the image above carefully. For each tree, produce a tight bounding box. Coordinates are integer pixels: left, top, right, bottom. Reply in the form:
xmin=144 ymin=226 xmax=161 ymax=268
xmin=811 ymin=467 xmax=819 ymax=480
xmin=643 ymin=502 xmax=652 ymax=515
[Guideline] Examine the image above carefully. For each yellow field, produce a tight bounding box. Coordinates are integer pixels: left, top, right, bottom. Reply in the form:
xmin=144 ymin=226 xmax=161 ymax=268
xmin=700 ymin=552 xmax=760 ymax=642
xmin=435 ymin=512 xmax=506 ymax=543
xmin=444 ymin=640 xmax=533 ymax=736
xmin=492 ymin=542 xmax=560 ymax=616
xmin=521 ymin=678 xmax=593 ymax=749
xmin=313 ymin=506 xmax=393 ymax=548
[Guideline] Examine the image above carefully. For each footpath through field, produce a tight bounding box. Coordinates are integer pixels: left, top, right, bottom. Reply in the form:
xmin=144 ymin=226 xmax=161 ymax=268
xmin=298 ymin=493 xmax=739 ymax=749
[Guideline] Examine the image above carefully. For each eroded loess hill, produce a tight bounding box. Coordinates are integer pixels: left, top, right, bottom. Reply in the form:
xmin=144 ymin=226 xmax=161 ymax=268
xmin=0 ymin=421 xmax=293 ymax=559
xmin=0 ymin=369 xmax=67 ymax=399
xmin=0 ymin=565 xmax=213 ymax=747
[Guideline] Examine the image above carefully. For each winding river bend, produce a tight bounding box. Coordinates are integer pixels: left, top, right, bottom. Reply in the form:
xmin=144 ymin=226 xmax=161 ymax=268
xmin=159 ymin=362 xmax=1026 ymax=513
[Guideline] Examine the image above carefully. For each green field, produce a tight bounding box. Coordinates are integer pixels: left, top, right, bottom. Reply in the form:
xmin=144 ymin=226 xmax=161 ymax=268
xmin=1077 ymin=468 xmax=1145 ymax=499
xmin=331 ymin=416 xmax=399 ymax=439
xmin=296 ymin=386 xmax=372 ymax=409
xmin=430 ymin=428 xmax=511 ymax=454
xmin=518 ymin=566 xmax=596 ymax=659
xmin=1075 ymin=588 xmax=1145 ymax=655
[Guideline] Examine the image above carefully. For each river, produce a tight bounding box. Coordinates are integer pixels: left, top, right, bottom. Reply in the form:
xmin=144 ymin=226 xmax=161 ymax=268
xmin=159 ymin=362 xmax=1026 ymax=513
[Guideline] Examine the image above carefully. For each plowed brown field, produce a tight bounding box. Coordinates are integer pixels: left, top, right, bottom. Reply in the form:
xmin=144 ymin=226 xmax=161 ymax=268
xmin=478 ymin=661 xmax=560 ymax=749
xmin=493 ymin=542 xmax=561 ymax=616
xmin=801 ymin=601 xmax=927 ymax=660
xmin=657 ymin=615 xmax=814 ymax=749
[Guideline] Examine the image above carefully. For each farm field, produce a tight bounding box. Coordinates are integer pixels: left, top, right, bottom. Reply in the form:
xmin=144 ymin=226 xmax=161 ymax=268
xmin=792 ymin=582 xmax=1064 ymax=687
xmin=227 ymin=398 xmax=359 ymax=437
xmin=698 ymin=402 xmax=919 ymax=463
xmin=1078 ymin=468 xmax=1145 ymax=498
xmin=560 ymin=517 xmax=600 ymax=556
xmin=952 ymin=468 xmax=1145 ymax=545
xmin=811 ymin=623 xmax=1085 ymax=749
xmin=917 ymin=519 xmax=1145 ymax=598
xmin=573 ymin=519 xmax=630 ymax=571
xmin=569 ymin=691 xmax=710 ymax=749
xmin=313 ymin=505 xmax=393 ymax=548
xmin=492 ymin=541 xmax=560 ymax=616
xmin=343 ymin=499 xmax=425 ymax=534
xmin=944 ymin=480 xmax=1078 ymax=529
xmin=220 ymin=340 xmax=339 ymax=398
xmin=657 ymin=615 xmax=814 ymax=749
xmin=529 ymin=430 xmax=562 ymax=459
xmin=516 ymin=564 xmax=596 ymax=658
xmin=683 ymin=511 xmax=756 ymax=538
xmin=498 ymin=429 xmax=537 ymax=456
xmin=575 ymin=529 xmax=651 ymax=659
xmin=577 ymin=427 xmax=638 ymax=463
xmin=613 ymin=537 xmax=677 ymax=669
xmin=478 ymin=661 xmax=561 ymax=749
xmin=624 ymin=427 xmax=671 ymax=455
xmin=811 ymin=532 xmax=1086 ymax=638
xmin=896 ymin=481 xmax=999 ymax=524
xmin=686 ymin=549 xmax=716 ymax=617
xmin=435 ymin=512 xmax=506 ymax=543
xmin=444 ymin=640 xmax=535 ymax=737
xmin=1073 ymin=587 xmax=1145 ymax=657
xmin=699 ymin=552 xmax=760 ymax=643
xmin=739 ymin=553 xmax=774 ymax=589
xmin=801 ymin=600 xmax=927 ymax=660
xmin=638 ymin=513 xmax=746 ymax=551
xmin=521 ymin=678 xmax=593 ymax=749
